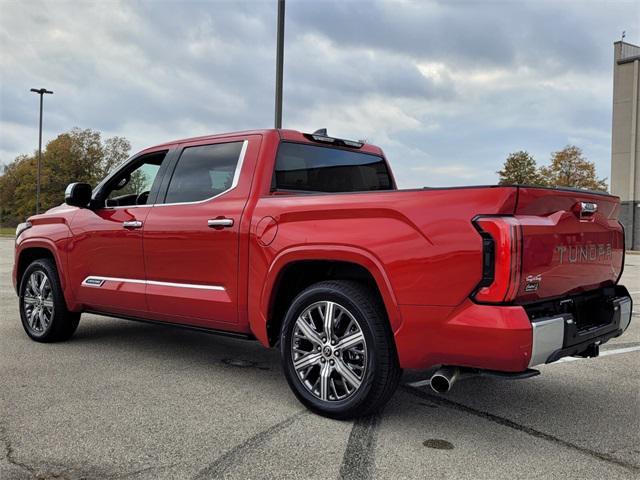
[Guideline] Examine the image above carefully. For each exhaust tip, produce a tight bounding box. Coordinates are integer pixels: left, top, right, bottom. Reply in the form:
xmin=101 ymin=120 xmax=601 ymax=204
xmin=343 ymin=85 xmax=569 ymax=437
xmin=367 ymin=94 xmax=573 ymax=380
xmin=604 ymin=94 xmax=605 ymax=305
xmin=429 ymin=366 xmax=459 ymax=394
xmin=430 ymin=375 xmax=451 ymax=393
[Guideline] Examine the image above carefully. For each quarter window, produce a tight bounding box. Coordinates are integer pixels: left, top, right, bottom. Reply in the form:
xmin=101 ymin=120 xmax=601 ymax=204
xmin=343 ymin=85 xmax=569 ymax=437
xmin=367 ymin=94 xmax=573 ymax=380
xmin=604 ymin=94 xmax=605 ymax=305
xmin=164 ymin=142 xmax=244 ymax=204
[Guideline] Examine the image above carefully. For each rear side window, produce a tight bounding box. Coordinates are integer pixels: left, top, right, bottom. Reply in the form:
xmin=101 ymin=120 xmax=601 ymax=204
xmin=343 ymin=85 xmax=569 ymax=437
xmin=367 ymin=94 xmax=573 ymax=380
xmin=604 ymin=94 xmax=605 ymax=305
xmin=164 ymin=142 xmax=244 ymax=204
xmin=274 ymin=142 xmax=393 ymax=193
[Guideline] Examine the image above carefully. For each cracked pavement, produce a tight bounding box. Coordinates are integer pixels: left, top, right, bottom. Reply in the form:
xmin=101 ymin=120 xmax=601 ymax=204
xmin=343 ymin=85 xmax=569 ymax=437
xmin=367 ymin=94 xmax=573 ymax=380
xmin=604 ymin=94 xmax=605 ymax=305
xmin=1 ymin=238 xmax=638 ymax=479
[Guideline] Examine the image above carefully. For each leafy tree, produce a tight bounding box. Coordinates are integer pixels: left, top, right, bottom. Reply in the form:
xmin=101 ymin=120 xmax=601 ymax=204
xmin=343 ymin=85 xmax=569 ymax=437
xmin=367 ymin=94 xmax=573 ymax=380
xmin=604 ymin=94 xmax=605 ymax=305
xmin=538 ymin=145 xmax=607 ymax=192
xmin=101 ymin=136 xmax=132 ymax=178
xmin=497 ymin=151 xmax=544 ymax=185
xmin=0 ymin=155 xmax=38 ymax=225
xmin=0 ymin=128 xmax=131 ymax=226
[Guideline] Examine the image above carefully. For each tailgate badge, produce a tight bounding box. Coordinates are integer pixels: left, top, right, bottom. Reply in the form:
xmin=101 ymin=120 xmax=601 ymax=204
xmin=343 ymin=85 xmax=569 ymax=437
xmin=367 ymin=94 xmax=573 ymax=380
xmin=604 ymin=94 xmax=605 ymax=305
xmin=575 ymin=201 xmax=598 ymax=219
xmin=524 ymin=274 xmax=542 ymax=292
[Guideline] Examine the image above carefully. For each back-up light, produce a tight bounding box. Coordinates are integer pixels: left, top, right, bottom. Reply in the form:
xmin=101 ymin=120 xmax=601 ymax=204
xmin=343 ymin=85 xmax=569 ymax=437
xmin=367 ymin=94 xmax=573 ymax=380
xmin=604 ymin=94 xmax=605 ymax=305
xmin=472 ymin=216 xmax=522 ymax=303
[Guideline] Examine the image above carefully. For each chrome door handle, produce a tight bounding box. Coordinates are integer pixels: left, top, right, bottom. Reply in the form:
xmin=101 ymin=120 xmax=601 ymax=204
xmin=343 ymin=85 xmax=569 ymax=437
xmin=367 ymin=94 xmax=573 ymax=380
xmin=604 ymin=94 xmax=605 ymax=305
xmin=122 ymin=220 xmax=143 ymax=229
xmin=208 ymin=218 xmax=234 ymax=228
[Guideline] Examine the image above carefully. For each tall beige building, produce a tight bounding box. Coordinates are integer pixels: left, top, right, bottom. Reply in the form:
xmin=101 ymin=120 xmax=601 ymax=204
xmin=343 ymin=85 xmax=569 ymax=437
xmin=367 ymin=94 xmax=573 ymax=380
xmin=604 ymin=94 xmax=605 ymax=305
xmin=611 ymin=41 xmax=640 ymax=250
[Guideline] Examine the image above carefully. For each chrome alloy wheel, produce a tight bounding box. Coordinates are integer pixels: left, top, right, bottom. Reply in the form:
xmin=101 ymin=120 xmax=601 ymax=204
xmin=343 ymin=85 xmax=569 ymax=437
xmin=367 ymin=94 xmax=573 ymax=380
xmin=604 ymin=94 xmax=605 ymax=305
xmin=291 ymin=301 xmax=367 ymax=402
xmin=22 ymin=270 xmax=54 ymax=334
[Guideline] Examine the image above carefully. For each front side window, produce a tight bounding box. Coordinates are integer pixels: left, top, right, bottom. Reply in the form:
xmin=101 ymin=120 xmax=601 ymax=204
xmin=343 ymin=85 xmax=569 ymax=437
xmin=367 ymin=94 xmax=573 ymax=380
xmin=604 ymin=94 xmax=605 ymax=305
xmin=163 ymin=142 xmax=244 ymax=204
xmin=105 ymin=151 xmax=166 ymax=207
xmin=273 ymin=142 xmax=393 ymax=193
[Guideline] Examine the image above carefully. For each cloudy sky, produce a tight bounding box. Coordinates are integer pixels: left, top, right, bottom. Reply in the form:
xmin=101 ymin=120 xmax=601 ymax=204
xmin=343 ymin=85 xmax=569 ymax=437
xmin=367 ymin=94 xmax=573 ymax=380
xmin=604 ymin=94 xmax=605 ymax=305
xmin=1 ymin=0 xmax=638 ymax=188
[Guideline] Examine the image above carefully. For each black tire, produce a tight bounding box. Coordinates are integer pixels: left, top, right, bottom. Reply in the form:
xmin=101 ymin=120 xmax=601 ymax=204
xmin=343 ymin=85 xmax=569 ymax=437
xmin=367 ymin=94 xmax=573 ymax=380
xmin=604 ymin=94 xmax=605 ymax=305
xmin=19 ymin=258 xmax=80 ymax=343
xmin=280 ymin=280 xmax=401 ymax=419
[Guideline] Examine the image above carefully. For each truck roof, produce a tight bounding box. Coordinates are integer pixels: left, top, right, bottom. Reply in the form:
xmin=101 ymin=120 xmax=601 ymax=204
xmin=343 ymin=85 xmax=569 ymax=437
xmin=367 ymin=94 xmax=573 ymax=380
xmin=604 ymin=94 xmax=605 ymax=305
xmin=141 ymin=129 xmax=384 ymax=156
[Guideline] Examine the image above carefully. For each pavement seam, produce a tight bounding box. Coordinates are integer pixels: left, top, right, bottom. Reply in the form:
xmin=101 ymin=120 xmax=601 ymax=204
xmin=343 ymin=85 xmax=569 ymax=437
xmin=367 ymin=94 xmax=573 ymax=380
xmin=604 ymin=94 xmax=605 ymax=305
xmin=110 ymin=462 xmax=182 ymax=479
xmin=0 ymin=421 xmax=36 ymax=476
xmin=338 ymin=413 xmax=381 ymax=480
xmin=402 ymin=385 xmax=640 ymax=473
xmin=192 ymin=410 xmax=306 ymax=480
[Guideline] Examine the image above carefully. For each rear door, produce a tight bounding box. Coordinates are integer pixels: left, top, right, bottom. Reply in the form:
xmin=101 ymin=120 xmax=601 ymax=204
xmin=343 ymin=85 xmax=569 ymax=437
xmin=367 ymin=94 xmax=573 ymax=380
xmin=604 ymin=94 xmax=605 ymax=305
xmin=142 ymin=135 xmax=259 ymax=329
xmin=514 ymin=187 xmax=624 ymax=303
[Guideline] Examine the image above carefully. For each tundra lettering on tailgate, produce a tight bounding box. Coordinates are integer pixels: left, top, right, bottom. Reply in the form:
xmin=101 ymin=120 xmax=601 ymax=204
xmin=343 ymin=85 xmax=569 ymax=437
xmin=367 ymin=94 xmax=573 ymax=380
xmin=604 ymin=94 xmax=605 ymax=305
xmin=556 ymin=244 xmax=612 ymax=264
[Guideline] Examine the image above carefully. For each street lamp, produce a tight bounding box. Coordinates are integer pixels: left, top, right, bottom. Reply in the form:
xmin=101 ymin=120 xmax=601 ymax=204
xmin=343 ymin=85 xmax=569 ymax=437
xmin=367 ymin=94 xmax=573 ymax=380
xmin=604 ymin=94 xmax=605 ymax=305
xmin=30 ymin=87 xmax=53 ymax=215
xmin=274 ymin=0 xmax=285 ymax=128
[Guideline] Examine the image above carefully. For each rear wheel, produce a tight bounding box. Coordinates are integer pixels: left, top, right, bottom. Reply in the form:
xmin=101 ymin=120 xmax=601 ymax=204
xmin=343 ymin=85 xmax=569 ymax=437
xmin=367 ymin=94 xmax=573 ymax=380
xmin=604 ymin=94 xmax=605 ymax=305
xmin=280 ymin=280 xmax=401 ymax=419
xmin=19 ymin=258 xmax=80 ymax=342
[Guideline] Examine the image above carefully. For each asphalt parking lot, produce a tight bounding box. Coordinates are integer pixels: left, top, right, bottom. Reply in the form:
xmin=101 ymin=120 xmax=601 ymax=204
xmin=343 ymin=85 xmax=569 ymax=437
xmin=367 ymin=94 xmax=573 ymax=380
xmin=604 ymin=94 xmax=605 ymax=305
xmin=1 ymin=237 xmax=638 ymax=480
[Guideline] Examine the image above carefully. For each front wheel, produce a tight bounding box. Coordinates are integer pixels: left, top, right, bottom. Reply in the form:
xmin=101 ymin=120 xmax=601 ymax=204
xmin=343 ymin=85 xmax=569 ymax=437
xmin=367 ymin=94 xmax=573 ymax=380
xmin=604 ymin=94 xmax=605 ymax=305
xmin=19 ymin=258 xmax=80 ymax=342
xmin=280 ymin=280 xmax=401 ymax=419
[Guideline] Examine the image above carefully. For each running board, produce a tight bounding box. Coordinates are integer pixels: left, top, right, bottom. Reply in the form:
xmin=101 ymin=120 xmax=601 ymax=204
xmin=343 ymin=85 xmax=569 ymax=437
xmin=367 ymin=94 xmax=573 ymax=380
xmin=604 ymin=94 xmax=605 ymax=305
xmin=83 ymin=310 xmax=256 ymax=341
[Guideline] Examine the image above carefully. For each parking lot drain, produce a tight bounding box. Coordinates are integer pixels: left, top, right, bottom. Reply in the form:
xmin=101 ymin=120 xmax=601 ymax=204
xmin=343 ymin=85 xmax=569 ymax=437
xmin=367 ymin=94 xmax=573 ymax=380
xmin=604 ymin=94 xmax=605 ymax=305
xmin=423 ymin=439 xmax=454 ymax=450
xmin=404 ymin=386 xmax=640 ymax=472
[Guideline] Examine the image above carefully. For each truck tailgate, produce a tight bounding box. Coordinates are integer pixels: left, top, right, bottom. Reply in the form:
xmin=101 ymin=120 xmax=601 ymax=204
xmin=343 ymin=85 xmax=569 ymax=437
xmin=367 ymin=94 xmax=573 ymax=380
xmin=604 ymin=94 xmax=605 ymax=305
xmin=513 ymin=187 xmax=624 ymax=303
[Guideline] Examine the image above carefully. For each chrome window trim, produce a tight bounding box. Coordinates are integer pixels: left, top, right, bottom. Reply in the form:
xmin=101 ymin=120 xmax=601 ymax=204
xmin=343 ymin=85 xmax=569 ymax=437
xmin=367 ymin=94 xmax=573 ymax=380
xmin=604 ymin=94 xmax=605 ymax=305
xmin=81 ymin=276 xmax=225 ymax=291
xmin=157 ymin=139 xmax=248 ymax=208
xmin=101 ymin=204 xmax=151 ymax=210
xmin=99 ymin=139 xmax=248 ymax=210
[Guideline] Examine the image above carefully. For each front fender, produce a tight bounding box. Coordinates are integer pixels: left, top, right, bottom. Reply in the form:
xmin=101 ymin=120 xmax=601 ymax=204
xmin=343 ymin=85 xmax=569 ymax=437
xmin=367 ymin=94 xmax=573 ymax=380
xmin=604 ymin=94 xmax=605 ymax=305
xmin=14 ymin=233 xmax=79 ymax=311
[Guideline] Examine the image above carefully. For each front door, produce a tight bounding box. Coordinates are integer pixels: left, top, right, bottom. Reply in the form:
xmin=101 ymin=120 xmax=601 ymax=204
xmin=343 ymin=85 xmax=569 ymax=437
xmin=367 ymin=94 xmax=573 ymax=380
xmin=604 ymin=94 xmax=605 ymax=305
xmin=68 ymin=149 xmax=169 ymax=317
xmin=142 ymin=136 xmax=256 ymax=329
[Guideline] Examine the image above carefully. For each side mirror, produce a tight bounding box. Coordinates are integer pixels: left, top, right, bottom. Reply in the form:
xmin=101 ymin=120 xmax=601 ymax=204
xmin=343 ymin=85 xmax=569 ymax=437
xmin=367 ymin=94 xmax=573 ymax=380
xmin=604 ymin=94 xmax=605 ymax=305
xmin=64 ymin=182 xmax=92 ymax=207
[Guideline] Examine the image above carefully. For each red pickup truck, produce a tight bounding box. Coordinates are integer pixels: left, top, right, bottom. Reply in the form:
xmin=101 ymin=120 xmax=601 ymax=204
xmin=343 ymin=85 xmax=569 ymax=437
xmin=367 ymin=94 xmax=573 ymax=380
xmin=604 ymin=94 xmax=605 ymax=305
xmin=13 ymin=128 xmax=632 ymax=418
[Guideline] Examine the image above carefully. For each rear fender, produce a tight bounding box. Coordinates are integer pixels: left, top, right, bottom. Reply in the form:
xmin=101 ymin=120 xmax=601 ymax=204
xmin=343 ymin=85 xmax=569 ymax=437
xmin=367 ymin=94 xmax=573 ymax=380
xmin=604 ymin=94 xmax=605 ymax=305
xmin=253 ymin=245 xmax=402 ymax=347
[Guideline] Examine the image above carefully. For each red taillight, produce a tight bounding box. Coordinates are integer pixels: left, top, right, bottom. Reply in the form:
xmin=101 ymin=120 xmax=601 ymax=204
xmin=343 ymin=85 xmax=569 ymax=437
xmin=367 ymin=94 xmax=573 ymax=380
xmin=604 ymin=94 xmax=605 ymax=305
xmin=472 ymin=216 xmax=522 ymax=303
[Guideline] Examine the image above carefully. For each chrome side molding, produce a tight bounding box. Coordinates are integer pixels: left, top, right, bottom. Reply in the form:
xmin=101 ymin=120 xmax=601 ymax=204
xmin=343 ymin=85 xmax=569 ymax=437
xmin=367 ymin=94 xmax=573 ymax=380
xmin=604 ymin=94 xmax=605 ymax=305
xmin=81 ymin=276 xmax=225 ymax=291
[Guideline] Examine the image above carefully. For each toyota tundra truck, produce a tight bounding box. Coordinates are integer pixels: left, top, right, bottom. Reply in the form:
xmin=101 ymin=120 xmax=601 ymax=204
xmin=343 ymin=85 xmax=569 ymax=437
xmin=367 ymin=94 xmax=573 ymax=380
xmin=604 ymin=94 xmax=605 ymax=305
xmin=13 ymin=128 xmax=633 ymax=419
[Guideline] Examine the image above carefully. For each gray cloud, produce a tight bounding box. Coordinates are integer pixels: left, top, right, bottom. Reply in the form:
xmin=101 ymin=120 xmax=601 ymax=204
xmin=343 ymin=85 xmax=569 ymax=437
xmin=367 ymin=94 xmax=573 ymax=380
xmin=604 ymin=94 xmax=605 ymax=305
xmin=0 ymin=0 xmax=638 ymax=188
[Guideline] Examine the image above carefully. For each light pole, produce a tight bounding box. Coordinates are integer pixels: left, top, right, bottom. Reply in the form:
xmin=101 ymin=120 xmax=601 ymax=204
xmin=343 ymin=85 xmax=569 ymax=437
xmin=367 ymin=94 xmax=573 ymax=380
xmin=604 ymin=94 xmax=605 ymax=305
xmin=274 ymin=0 xmax=285 ymax=128
xmin=30 ymin=88 xmax=53 ymax=214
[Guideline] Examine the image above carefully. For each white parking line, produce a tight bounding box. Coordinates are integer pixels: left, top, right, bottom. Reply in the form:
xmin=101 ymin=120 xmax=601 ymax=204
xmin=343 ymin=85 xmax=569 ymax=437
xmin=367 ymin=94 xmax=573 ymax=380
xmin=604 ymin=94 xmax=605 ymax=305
xmin=629 ymin=291 xmax=640 ymax=295
xmin=554 ymin=345 xmax=640 ymax=363
xmin=406 ymin=346 xmax=640 ymax=387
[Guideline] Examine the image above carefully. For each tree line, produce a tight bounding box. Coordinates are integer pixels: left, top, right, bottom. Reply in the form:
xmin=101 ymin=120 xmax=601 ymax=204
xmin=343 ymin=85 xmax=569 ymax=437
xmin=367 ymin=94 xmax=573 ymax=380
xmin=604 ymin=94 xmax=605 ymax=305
xmin=0 ymin=128 xmax=608 ymax=228
xmin=497 ymin=146 xmax=607 ymax=191
xmin=0 ymin=128 xmax=131 ymax=227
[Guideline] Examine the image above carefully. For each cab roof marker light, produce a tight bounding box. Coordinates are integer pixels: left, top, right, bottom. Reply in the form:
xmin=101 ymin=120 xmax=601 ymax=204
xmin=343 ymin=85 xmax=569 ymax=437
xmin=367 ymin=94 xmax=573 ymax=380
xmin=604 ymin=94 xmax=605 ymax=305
xmin=304 ymin=129 xmax=365 ymax=149
xmin=311 ymin=135 xmax=336 ymax=143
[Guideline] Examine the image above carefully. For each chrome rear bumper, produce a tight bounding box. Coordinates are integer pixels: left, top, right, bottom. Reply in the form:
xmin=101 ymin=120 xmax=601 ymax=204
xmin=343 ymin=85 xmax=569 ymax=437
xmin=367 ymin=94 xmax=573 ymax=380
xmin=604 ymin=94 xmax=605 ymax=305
xmin=528 ymin=296 xmax=632 ymax=368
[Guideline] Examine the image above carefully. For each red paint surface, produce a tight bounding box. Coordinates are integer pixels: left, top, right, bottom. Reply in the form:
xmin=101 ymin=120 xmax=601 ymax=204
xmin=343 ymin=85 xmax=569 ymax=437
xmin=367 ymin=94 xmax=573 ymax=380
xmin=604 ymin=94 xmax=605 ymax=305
xmin=14 ymin=129 xmax=625 ymax=371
